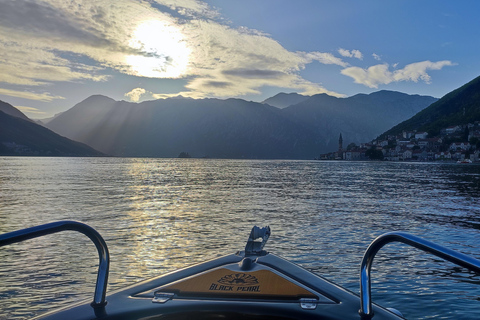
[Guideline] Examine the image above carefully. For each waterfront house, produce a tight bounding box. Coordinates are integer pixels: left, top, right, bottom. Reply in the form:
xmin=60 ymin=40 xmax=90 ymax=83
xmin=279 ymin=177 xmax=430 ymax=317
xmin=402 ymin=131 xmax=416 ymax=139
xmin=344 ymin=149 xmax=366 ymax=161
xmin=402 ymin=149 xmax=412 ymax=160
xmin=449 ymin=142 xmax=471 ymax=151
xmin=415 ymin=132 xmax=428 ymax=139
xmin=435 ymin=151 xmax=452 ymax=160
xmin=446 ymin=126 xmax=461 ymax=134
xmin=412 ymin=149 xmax=428 ymax=161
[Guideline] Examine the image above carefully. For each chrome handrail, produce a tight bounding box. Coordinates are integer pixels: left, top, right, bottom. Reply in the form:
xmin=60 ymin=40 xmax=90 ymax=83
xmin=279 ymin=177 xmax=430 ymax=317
xmin=359 ymin=232 xmax=480 ymax=319
xmin=0 ymin=220 xmax=110 ymax=311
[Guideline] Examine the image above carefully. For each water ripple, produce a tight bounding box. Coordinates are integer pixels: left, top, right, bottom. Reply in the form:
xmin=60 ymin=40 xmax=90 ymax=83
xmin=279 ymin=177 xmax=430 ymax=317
xmin=0 ymin=158 xmax=479 ymax=319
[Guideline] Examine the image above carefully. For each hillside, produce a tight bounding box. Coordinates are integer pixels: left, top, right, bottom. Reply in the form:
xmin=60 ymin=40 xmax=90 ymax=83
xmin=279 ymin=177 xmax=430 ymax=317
xmin=0 ymin=100 xmax=31 ymax=122
xmin=0 ymin=110 xmax=104 ymax=156
xmin=382 ymin=75 xmax=480 ymax=137
xmin=281 ymin=90 xmax=437 ymax=150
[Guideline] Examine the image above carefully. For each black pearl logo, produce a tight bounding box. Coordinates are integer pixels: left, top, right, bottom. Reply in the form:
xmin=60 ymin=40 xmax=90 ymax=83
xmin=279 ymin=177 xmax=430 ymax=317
xmin=217 ymin=273 xmax=259 ymax=286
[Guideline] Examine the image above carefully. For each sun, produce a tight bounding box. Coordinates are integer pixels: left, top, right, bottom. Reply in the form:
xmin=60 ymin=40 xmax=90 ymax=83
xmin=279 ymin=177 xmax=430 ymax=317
xmin=126 ymin=20 xmax=190 ymax=78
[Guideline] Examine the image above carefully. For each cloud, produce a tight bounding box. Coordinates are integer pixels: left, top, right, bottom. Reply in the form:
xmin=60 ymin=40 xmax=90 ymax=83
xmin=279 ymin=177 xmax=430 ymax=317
xmin=125 ymin=88 xmax=151 ymax=102
xmin=0 ymin=0 xmax=459 ymax=104
xmin=0 ymin=1 xmax=110 ymax=47
xmin=222 ymin=69 xmax=286 ymax=79
xmin=15 ymin=106 xmax=47 ymax=115
xmin=338 ymin=48 xmax=363 ymax=60
xmin=372 ymin=53 xmax=381 ymax=61
xmin=151 ymin=92 xmax=188 ymax=99
xmin=0 ymin=43 xmax=108 ymax=86
xmin=299 ymin=52 xmax=348 ymax=67
xmin=341 ymin=64 xmax=392 ymax=88
xmin=0 ymin=87 xmax=64 ymax=101
xmin=341 ymin=60 xmax=455 ymax=88
xmin=203 ymin=81 xmax=233 ymax=88
xmin=172 ymin=18 xmax=348 ymax=97
xmin=155 ymin=0 xmax=221 ymax=19
xmin=0 ymin=0 xmax=350 ymax=101
xmin=0 ymin=0 xmax=162 ymax=90
xmin=393 ymin=60 xmax=455 ymax=83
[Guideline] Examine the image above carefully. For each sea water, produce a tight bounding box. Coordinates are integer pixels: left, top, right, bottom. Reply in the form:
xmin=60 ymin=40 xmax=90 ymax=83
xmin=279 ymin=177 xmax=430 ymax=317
xmin=1 ymin=157 xmax=479 ymax=319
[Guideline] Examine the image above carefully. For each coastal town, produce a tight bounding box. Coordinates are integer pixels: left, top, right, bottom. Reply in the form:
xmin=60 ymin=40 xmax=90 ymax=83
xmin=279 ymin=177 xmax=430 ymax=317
xmin=320 ymin=122 xmax=480 ymax=162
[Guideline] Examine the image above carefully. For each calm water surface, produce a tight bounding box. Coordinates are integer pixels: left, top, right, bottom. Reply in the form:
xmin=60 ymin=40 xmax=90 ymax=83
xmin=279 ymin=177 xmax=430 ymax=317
xmin=1 ymin=157 xmax=479 ymax=319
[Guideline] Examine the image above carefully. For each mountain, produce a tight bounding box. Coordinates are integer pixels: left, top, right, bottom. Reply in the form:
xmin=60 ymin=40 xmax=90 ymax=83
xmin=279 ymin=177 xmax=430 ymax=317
xmin=46 ymin=95 xmax=118 ymax=142
xmin=0 ymin=100 xmax=31 ymax=122
xmin=381 ymin=75 xmax=480 ymax=137
xmin=44 ymin=91 xmax=436 ymax=158
xmin=262 ymin=92 xmax=309 ymax=109
xmin=281 ymin=90 xmax=437 ymax=150
xmin=36 ymin=111 xmax=65 ymax=125
xmin=0 ymin=110 xmax=104 ymax=156
xmin=46 ymin=96 xmax=320 ymax=159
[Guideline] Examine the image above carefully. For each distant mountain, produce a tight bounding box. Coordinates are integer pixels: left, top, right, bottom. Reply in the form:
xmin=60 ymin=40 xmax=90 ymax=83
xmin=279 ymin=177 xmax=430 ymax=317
xmin=281 ymin=90 xmax=437 ymax=150
xmin=262 ymin=92 xmax=309 ymax=109
xmin=44 ymin=91 xmax=436 ymax=158
xmin=0 ymin=100 xmax=31 ymax=122
xmin=46 ymin=95 xmax=118 ymax=142
xmin=36 ymin=111 xmax=65 ymax=125
xmin=0 ymin=110 xmax=104 ymax=156
xmin=381 ymin=75 xmax=480 ymax=137
xmin=46 ymin=96 xmax=320 ymax=158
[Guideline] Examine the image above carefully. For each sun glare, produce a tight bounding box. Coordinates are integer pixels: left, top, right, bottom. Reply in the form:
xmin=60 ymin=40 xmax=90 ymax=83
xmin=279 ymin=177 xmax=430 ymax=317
xmin=126 ymin=20 xmax=190 ymax=78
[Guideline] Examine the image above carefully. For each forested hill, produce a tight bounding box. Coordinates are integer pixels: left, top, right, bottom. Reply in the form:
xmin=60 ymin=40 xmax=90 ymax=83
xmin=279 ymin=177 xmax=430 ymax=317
xmin=381 ymin=75 xmax=480 ymax=137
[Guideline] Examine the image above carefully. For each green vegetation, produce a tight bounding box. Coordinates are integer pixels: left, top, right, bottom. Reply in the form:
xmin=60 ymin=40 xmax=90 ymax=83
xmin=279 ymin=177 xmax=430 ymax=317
xmin=346 ymin=143 xmax=356 ymax=151
xmin=381 ymin=75 xmax=480 ymax=138
xmin=365 ymin=147 xmax=384 ymax=160
xmin=470 ymin=137 xmax=480 ymax=149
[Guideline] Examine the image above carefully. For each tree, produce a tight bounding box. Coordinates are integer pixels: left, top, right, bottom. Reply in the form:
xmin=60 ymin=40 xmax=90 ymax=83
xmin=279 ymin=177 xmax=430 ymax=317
xmin=365 ymin=147 xmax=384 ymax=160
xmin=463 ymin=127 xmax=470 ymax=141
xmin=387 ymin=140 xmax=397 ymax=148
xmin=469 ymin=137 xmax=480 ymax=149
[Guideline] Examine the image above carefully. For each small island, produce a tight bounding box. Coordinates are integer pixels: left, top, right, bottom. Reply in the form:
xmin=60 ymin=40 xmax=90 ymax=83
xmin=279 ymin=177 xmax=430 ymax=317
xmin=178 ymin=151 xmax=192 ymax=158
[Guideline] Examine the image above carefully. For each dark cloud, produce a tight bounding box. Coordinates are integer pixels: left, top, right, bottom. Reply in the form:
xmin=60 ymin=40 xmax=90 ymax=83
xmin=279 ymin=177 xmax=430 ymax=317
xmin=204 ymin=81 xmax=232 ymax=88
xmin=0 ymin=0 xmax=112 ymax=48
xmin=222 ymin=68 xmax=285 ymax=79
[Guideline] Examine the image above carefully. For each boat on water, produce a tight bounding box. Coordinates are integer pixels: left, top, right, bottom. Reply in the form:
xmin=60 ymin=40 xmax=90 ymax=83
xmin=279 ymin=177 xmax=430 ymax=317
xmin=1 ymin=221 xmax=480 ymax=320
xmin=457 ymin=159 xmax=473 ymax=164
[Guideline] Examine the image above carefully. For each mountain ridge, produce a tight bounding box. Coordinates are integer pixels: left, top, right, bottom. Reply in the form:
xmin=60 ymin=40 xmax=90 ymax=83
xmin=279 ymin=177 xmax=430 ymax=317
xmin=0 ymin=100 xmax=31 ymax=122
xmin=262 ymin=92 xmax=309 ymax=109
xmin=44 ymin=90 xmax=436 ymax=158
xmin=281 ymin=90 xmax=437 ymax=150
xmin=0 ymin=109 xmax=104 ymax=156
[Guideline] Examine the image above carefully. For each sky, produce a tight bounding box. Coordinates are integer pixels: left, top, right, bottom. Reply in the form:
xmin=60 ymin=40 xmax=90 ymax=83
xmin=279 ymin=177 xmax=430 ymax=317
xmin=1 ymin=0 xmax=480 ymax=119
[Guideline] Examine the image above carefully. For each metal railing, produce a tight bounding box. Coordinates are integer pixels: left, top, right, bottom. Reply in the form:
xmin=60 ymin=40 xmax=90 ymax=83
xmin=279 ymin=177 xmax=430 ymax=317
xmin=0 ymin=220 xmax=110 ymax=311
xmin=359 ymin=232 xmax=480 ymax=319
